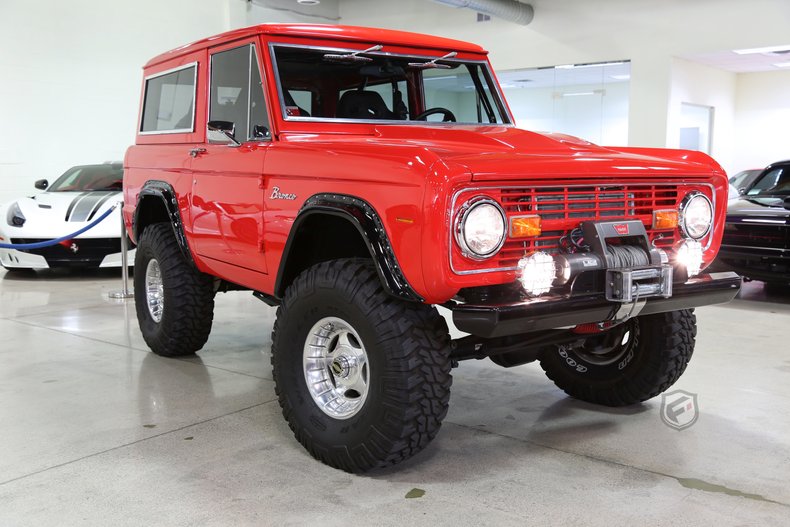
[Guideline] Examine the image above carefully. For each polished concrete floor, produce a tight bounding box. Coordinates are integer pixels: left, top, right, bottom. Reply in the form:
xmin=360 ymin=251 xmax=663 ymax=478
xmin=0 ymin=268 xmax=788 ymax=526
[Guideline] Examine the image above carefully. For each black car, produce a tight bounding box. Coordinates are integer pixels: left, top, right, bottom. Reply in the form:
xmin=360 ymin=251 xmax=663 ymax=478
xmin=716 ymin=160 xmax=790 ymax=285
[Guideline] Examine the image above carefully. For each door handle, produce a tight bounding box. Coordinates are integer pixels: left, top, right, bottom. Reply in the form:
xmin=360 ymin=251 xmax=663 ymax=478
xmin=189 ymin=147 xmax=207 ymax=158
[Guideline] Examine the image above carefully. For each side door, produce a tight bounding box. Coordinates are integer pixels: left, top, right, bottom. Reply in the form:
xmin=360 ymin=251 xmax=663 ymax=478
xmin=190 ymin=40 xmax=271 ymax=273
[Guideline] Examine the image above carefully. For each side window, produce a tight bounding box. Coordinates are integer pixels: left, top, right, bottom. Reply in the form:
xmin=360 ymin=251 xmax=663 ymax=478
xmin=249 ymin=52 xmax=269 ymax=139
xmin=210 ymin=44 xmax=270 ymax=142
xmin=140 ymin=64 xmax=196 ymax=133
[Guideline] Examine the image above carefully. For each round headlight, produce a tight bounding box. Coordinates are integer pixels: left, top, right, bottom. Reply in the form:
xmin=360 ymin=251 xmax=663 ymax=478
xmin=7 ymin=202 xmax=26 ymax=227
xmin=679 ymin=192 xmax=713 ymax=239
xmin=455 ymin=198 xmax=506 ymax=259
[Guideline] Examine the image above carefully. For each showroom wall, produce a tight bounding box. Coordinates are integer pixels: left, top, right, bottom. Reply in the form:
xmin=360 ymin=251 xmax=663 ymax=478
xmin=246 ymin=0 xmax=340 ymax=23
xmin=504 ymin=82 xmax=629 ymax=146
xmin=733 ymin=70 xmax=790 ymax=171
xmin=667 ymin=58 xmax=737 ymax=172
xmin=0 ymin=0 xmax=223 ymax=203
xmin=0 ymin=0 xmax=323 ymax=205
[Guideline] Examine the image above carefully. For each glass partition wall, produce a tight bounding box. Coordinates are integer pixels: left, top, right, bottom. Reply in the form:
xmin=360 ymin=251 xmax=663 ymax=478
xmin=497 ymin=61 xmax=631 ymax=145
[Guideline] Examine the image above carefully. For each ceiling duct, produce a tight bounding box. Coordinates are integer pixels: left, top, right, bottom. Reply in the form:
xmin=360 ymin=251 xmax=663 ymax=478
xmin=431 ymin=0 xmax=534 ymax=25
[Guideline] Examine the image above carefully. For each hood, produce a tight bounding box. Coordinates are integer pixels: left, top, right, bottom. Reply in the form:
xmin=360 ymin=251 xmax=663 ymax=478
xmin=727 ymin=195 xmax=790 ymax=220
xmin=365 ymin=125 xmax=721 ymax=181
xmin=0 ymin=191 xmax=122 ymax=240
xmin=27 ymin=191 xmax=120 ymax=223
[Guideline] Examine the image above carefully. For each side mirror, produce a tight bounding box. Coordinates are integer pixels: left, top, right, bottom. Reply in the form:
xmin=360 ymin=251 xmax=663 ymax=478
xmin=253 ymin=125 xmax=271 ymax=140
xmin=34 ymin=179 xmax=48 ymax=190
xmin=207 ymin=120 xmax=240 ymax=146
xmin=738 ymin=187 xmax=747 ymax=195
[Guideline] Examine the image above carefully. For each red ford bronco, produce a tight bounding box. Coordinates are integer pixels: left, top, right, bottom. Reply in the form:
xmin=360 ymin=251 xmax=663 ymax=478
xmin=124 ymin=24 xmax=740 ymax=472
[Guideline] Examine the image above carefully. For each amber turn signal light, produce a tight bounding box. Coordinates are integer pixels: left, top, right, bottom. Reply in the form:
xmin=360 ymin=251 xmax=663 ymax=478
xmin=510 ymin=215 xmax=541 ymax=237
xmin=653 ymin=209 xmax=679 ymax=230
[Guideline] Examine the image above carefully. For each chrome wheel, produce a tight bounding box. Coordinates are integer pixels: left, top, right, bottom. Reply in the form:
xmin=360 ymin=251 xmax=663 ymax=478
xmin=303 ymin=317 xmax=370 ymax=420
xmin=145 ymin=258 xmax=164 ymax=323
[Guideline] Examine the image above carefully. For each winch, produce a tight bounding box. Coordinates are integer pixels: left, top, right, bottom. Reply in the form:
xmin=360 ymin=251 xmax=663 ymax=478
xmin=519 ymin=220 xmax=674 ymax=303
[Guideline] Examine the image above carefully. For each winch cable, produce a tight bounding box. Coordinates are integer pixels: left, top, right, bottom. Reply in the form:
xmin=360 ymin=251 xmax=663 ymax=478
xmin=605 ymin=246 xmax=648 ymax=324
xmin=0 ymin=204 xmax=118 ymax=250
xmin=605 ymin=244 xmax=650 ymax=268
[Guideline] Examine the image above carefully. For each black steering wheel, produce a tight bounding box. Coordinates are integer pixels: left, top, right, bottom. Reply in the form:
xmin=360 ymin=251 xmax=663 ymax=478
xmin=413 ymin=107 xmax=457 ymax=122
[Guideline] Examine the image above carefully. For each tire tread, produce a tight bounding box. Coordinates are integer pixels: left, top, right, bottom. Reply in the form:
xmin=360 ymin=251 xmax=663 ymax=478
xmin=271 ymin=258 xmax=452 ymax=472
xmin=540 ymin=309 xmax=696 ymax=406
xmin=134 ymin=223 xmax=214 ymax=357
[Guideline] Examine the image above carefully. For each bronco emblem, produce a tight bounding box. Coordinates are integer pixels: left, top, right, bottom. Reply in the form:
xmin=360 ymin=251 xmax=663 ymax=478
xmin=270 ymin=187 xmax=297 ymax=200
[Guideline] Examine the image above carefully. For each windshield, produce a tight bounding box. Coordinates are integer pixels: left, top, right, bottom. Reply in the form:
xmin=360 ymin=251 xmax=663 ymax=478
xmin=745 ymin=166 xmax=790 ymax=197
xmin=729 ymin=169 xmax=761 ymax=190
xmin=47 ymin=164 xmax=124 ymax=192
xmin=272 ymin=45 xmax=510 ymax=125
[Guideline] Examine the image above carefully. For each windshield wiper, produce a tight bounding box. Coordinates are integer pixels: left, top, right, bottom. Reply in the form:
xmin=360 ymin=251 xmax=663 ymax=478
xmin=408 ymin=51 xmax=458 ymax=69
xmin=323 ymin=45 xmax=383 ymax=63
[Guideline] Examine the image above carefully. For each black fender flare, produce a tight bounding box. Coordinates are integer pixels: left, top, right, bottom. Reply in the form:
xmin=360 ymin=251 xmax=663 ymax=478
xmin=275 ymin=194 xmax=423 ymax=302
xmin=133 ymin=180 xmax=194 ymax=266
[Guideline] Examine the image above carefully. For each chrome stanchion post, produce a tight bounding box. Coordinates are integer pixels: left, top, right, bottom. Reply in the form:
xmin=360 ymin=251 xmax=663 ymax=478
xmin=109 ymin=202 xmax=134 ymax=299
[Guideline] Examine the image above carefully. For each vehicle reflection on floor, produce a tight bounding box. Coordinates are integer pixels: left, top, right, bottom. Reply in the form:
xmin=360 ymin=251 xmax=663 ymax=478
xmin=734 ymin=277 xmax=790 ymax=309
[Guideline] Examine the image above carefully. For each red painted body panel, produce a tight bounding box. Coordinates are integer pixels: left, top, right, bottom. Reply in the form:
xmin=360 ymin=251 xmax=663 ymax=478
xmin=124 ymin=24 xmax=729 ymax=305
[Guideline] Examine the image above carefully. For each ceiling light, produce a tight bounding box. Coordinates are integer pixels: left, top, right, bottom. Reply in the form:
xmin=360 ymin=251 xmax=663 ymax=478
xmin=557 ymin=89 xmax=606 ymax=97
xmin=556 ymin=61 xmax=626 ymax=70
xmin=773 ymin=62 xmax=790 ymax=68
xmin=733 ymin=45 xmax=790 ymax=55
xmin=297 ymin=0 xmax=320 ymax=5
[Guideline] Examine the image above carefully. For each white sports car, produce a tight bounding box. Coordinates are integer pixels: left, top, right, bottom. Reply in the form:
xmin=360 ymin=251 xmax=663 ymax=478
xmin=0 ymin=162 xmax=134 ymax=270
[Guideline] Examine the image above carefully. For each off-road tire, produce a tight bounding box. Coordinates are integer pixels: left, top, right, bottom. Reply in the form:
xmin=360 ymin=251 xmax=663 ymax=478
xmin=134 ymin=222 xmax=215 ymax=357
xmin=271 ymin=258 xmax=452 ymax=472
xmin=539 ymin=309 xmax=696 ymax=407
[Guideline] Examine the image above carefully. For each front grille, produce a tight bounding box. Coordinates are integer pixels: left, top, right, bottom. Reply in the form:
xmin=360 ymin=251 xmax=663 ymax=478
xmin=11 ymin=238 xmax=121 ymax=267
xmin=722 ymin=222 xmax=789 ymax=250
xmin=497 ymin=185 xmax=679 ymax=267
xmin=452 ymin=182 xmax=708 ymax=273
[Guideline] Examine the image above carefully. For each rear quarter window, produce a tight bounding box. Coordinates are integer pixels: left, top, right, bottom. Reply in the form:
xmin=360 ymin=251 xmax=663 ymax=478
xmin=140 ymin=63 xmax=197 ymax=134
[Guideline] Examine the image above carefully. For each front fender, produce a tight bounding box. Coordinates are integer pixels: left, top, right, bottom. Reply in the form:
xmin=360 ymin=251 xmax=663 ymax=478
xmin=275 ymin=193 xmax=423 ymax=302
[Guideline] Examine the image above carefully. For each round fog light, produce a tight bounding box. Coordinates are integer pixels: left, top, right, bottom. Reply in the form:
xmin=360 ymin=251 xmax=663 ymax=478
xmin=518 ymin=251 xmax=556 ymax=296
xmin=677 ymin=240 xmax=703 ymax=277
